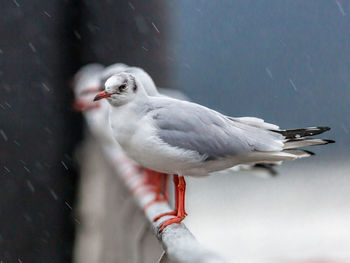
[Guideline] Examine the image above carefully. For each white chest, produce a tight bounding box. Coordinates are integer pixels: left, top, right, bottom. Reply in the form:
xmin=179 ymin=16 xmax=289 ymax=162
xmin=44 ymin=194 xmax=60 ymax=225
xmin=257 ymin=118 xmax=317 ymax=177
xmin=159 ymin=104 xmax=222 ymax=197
xmin=109 ymin=106 xmax=140 ymax=147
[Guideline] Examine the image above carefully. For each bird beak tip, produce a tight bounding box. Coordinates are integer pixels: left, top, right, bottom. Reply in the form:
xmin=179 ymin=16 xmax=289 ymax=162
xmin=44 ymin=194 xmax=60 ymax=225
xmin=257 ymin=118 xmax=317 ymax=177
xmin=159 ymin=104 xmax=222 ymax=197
xmin=93 ymin=91 xmax=110 ymax=101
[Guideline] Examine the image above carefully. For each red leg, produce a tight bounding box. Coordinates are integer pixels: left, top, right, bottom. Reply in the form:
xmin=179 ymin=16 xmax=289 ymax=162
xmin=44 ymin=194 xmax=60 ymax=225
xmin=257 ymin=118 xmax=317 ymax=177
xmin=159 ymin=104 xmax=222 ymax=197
xmin=153 ymin=174 xmax=179 ymax=221
xmin=161 ymin=173 xmax=169 ymax=201
xmin=177 ymin=176 xmax=187 ymax=217
xmin=144 ymin=168 xmax=153 ymax=185
xmin=131 ymin=168 xmax=156 ymax=194
xmin=159 ymin=176 xmax=187 ymax=232
xmin=144 ymin=172 xmax=169 ymax=210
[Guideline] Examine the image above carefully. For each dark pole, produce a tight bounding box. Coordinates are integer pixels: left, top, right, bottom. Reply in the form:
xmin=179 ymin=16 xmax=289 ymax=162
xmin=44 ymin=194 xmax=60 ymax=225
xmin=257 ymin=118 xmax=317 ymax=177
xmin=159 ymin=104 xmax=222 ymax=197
xmin=0 ymin=1 xmax=83 ymax=262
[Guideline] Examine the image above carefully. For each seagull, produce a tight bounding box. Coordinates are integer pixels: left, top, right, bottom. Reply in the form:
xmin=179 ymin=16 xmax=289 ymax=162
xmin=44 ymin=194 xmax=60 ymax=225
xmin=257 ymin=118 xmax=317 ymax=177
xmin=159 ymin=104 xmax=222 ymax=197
xmin=94 ymin=72 xmax=334 ymax=232
xmin=103 ymin=66 xmax=282 ymax=176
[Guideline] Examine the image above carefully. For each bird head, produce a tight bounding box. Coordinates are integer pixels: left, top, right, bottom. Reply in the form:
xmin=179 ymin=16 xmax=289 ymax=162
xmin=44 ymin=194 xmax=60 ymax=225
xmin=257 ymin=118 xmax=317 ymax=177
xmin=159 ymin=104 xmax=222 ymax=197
xmin=94 ymin=72 xmax=140 ymax=106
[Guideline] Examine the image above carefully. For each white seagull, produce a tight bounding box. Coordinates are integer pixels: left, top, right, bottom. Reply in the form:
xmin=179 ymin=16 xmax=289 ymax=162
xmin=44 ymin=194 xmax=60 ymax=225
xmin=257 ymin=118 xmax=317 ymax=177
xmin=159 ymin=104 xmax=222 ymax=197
xmin=93 ymin=72 xmax=334 ymax=232
xmin=103 ymin=66 xmax=285 ymax=176
xmin=100 ymin=66 xmax=282 ymax=210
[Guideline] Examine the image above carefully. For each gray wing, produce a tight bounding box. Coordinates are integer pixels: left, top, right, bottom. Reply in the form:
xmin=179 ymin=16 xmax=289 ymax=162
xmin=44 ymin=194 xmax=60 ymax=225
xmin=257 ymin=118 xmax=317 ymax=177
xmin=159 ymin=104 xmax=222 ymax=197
xmin=149 ymin=99 xmax=284 ymax=161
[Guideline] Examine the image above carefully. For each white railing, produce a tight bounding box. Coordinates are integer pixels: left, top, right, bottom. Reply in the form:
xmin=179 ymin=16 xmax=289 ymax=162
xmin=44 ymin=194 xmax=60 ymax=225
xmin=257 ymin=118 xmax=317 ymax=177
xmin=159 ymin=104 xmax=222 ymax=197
xmin=73 ymin=123 xmax=227 ymax=263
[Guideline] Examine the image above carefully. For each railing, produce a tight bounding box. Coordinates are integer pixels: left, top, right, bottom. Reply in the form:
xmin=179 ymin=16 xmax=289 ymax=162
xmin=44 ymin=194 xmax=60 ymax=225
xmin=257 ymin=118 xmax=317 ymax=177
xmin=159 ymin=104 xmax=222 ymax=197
xmin=73 ymin=116 xmax=227 ymax=263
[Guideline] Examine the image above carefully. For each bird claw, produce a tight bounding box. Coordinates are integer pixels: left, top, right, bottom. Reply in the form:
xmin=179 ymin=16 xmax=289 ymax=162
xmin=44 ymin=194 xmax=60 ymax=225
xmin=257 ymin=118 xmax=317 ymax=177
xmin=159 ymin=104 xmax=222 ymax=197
xmin=158 ymin=216 xmax=185 ymax=233
xmin=153 ymin=210 xmax=177 ymax=222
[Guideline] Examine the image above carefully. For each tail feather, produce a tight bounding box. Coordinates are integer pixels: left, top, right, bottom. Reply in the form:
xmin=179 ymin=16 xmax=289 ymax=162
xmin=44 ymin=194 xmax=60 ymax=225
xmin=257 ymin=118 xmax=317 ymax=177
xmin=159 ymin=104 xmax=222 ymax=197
xmin=247 ymin=149 xmax=313 ymax=164
xmin=283 ymin=149 xmax=315 ymax=158
xmin=229 ymin=123 xmax=333 ymax=176
xmin=283 ymin=138 xmax=335 ymax=149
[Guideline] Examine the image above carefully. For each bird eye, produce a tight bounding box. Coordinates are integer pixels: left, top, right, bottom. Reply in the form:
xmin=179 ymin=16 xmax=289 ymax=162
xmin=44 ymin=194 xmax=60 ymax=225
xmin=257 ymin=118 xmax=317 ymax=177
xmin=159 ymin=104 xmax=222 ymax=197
xmin=119 ymin=84 xmax=126 ymax=92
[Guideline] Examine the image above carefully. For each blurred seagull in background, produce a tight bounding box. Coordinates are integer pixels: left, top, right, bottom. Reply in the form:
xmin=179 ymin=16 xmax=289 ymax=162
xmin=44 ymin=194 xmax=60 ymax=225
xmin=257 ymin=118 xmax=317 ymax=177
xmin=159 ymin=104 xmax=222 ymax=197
xmin=94 ymin=72 xmax=334 ymax=232
xmin=73 ymin=63 xmax=104 ymax=110
xmin=72 ymin=64 xmax=119 ymax=145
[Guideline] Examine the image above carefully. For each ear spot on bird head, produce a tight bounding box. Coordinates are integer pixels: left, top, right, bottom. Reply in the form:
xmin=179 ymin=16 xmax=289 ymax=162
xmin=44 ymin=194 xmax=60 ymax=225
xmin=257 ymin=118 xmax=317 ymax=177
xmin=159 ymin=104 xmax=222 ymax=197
xmin=128 ymin=74 xmax=137 ymax=92
xmin=118 ymin=84 xmax=127 ymax=92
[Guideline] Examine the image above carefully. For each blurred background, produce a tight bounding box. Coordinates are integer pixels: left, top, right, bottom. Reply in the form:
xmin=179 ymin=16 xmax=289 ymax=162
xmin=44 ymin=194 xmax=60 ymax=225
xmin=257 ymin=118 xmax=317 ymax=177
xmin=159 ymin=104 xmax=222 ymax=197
xmin=1 ymin=0 xmax=349 ymax=262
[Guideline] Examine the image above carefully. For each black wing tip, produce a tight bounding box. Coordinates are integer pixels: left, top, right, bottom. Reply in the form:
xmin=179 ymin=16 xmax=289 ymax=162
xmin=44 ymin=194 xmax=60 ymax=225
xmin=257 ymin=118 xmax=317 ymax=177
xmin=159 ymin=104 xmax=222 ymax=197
xmin=316 ymin=126 xmax=331 ymax=132
xmin=324 ymin=139 xmax=335 ymax=144
xmin=273 ymin=126 xmax=332 ymax=139
xmin=302 ymin=149 xmax=316 ymax=156
xmin=300 ymin=126 xmax=331 ymax=134
xmin=253 ymin=163 xmax=279 ymax=176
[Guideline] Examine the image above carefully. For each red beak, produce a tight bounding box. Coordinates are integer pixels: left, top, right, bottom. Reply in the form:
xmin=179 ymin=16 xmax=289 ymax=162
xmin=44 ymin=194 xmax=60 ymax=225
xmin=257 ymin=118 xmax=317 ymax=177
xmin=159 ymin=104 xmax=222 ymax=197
xmin=73 ymin=99 xmax=101 ymax=112
xmin=93 ymin=90 xmax=111 ymax=101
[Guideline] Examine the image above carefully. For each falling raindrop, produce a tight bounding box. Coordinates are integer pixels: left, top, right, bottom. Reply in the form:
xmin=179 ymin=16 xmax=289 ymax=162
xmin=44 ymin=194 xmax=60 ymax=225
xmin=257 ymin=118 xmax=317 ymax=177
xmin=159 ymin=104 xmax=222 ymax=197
xmin=128 ymin=2 xmax=135 ymax=10
xmin=5 ymin=102 xmax=12 ymax=109
xmin=289 ymin=78 xmax=297 ymax=91
xmin=28 ymin=42 xmax=37 ymax=53
xmin=27 ymin=180 xmax=35 ymax=193
xmin=43 ymin=11 xmax=51 ymax=18
xmin=23 ymin=214 xmax=32 ymax=222
xmin=44 ymin=126 xmax=53 ymax=134
xmin=74 ymin=30 xmax=82 ymax=40
xmin=151 ymin=22 xmax=160 ymax=33
xmin=335 ymin=0 xmax=346 ymax=16
xmin=0 ymin=129 xmax=8 ymax=141
xmin=65 ymin=201 xmax=72 ymax=210
xmin=61 ymin=161 xmax=68 ymax=170
xmin=41 ymin=82 xmax=50 ymax=92
xmin=23 ymin=166 xmax=31 ymax=173
xmin=13 ymin=0 xmax=20 ymax=7
xmin=49 ymin=188 xmax=58 ymax=200
xmin=265 ymin=67 xmax=273 ymax=80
